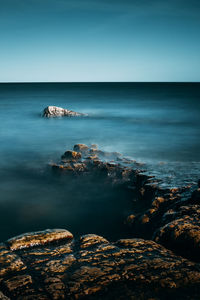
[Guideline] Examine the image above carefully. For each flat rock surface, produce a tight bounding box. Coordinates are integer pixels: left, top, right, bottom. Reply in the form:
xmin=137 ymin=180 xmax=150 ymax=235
xmin=1 ymin=229 xmax=200 ymax=299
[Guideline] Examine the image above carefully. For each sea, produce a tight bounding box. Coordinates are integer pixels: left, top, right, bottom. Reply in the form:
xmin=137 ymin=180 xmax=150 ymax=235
xmin=0 ymin=82 xmax=200 ymax=241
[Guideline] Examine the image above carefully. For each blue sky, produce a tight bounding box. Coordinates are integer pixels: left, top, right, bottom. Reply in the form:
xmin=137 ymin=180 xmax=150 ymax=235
xmin=0 ymin=0 xmax=200 ymax=82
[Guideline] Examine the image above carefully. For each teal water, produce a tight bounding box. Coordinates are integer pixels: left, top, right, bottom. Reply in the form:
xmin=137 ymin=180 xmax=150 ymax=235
xmin=0 ymin=83 xmax=200 ymax=240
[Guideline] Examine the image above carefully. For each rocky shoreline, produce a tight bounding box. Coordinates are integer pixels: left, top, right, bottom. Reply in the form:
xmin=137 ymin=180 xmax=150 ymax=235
xmin=0 ymin=144 xmax=200 ymax=299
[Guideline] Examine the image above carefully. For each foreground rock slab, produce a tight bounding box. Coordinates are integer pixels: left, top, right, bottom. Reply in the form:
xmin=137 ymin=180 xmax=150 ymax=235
xmin=1 ymin=229 xmax=200 ymax=299
xmin=43 ymin=106 xmax=85 ymax=117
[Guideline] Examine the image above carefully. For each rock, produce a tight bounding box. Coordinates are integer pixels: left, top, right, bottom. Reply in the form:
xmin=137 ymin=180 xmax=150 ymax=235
xmin=1 ymin=230 xmax=200 ymax=299
xmin=4 ymin=275 xmax=32 ymax=292
xmin=72 ymin=163 xmax=87 ymax=172
xmin=1 ymin=143 xmax=200 ymax=298
xmin=73 ymin=144 xmax=90 ymax=153
xmin=154 ymin=203 xmax=200 ymax=262
xmin=61 ymin=150 xmax=81 ymax=161
xmin=43 ymin=106 xmax=85 ymax=118
xmin=0 ymin=243 xmax=26 ymax=278
xmin=52 ymin=145 xmax=137 ymax=186
xmin=126 ymin=214 xmax=136 ymax=226
xmin=7 ymin=229 xmax=73 ymax=251
xmin=52 ymin=144 xmax=200 ymax=266
xmin=0 ymin=291 xmax=10 ymax=300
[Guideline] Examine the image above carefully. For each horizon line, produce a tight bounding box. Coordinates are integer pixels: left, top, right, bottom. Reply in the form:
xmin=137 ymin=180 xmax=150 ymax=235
xmin=0 ymin=81 xmax=200 ymax=84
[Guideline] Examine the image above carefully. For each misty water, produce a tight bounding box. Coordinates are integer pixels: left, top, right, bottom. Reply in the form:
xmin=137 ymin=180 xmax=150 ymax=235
xmin=0 ymin=83 xmax=200 ymax=241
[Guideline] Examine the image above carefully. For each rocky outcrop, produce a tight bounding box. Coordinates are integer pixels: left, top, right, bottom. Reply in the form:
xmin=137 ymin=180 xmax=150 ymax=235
xmin=1 ymin=144 xmax=200 ymax=298
xmin=51 ymin=144 xmax=200 ymax=264
xmin=43 ymin=106 xmax=85 ymax=118
xmin=61 ymin=150 xmax=82 ymax=161
xmin=153 ymin=189 xmax=200 ymax=261
xmin=124 ymin=177 xmax=200 ymax=263
xmin=1 ymin=229 xmax=200 ymax=299
xmin=51 ymin=144 xmax=141 ymax=186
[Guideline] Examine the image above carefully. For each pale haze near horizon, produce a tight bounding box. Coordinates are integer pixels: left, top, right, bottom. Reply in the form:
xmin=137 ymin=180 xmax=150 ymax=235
xmin=0 ymin=0 xmax=200 ymax=82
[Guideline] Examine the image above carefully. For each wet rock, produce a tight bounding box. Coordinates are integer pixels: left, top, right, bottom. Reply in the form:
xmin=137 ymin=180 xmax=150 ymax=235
xmin=72 ymin=163 xmax=87 ymax=172
xmin=126 ymin=214 xmax=136 ymax=226
xmin=0 ymin=244 xmax=26 ymax=279
xmin=4 ymin=275 xmax=32 ymax=292
xmin=43 ymin=106 xmax=85 ymax=118
xmin=73 ymin=144 xmax=90 ymax=154
xmin=61 ymin=150 xmax=81 ymax=161
xmin=52 ymin=145 xmax=137 ymax=188
xmin=79 ymin=234 xmax=109 ymax=249
xmin=7 ymin=229 xmax=73 ymax=251
xmin=51 ymin=144 xmax=200 ymax=266
xmin=1 ymin=230 xmax=200 ymax=299
xmin=52 ymin=163 xmax=74 ymax=171
xmin=154 ymin=203 xmax=200 ymax=262
xmin=126 ymin=183 xmax=184 ymax=239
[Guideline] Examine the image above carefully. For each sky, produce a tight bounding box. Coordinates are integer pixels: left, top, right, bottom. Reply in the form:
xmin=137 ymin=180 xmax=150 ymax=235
xmin=0 ymin=0 xmax=200 ymax=82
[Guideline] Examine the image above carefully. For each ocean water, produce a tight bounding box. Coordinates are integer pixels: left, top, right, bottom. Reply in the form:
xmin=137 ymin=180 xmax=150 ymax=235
xmin=0 ymin=83 xmax=200 ymax=241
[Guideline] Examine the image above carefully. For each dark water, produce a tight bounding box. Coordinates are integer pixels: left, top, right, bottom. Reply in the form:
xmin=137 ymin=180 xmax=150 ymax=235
xmin=0 ymin=83 xmax=200 ymax=241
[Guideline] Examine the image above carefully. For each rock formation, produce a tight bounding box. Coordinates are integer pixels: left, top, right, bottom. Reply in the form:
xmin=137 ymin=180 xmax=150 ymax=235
xmin=1 ymin=229 xmax=200 ymax=299
xmin=52 ymin=144 xmax=200 ymax=264
xmin=153 ymin=188 xmax=200 ymax=261
xmin=43 ymin=106 xmax=85 ymax=118
xmin=1 ymin=144 xmax=200 ymax=299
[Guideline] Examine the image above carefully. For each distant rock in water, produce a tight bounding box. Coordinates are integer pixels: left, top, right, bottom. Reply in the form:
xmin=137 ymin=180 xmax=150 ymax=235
xmin=43 ymin=106 xmax=85 ymax=117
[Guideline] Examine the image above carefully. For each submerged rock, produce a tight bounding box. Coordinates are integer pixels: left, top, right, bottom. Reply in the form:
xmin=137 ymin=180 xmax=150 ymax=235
xmin=1 ymin=229 xmax=200 ymax=299
xmin=43 ymin=106 xmax=85 ymax=117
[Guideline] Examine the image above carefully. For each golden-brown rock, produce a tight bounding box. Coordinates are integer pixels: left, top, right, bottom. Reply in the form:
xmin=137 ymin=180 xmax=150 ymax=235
xmin=61 ymin=151 xmax=81 ymax=161
xmin=7 ymin=229 xmax=73 ymax=251
xmin=73 ymin=144 xmax=89 ymax=153
xmin=1 ymin=230 xmax=200 ymax=299
xmin=154 ymin=204 xmax=200 ymax=261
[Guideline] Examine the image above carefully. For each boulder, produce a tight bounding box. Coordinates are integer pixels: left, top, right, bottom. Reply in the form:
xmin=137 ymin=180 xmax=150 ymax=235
xmin=43 ymin=106 xmax=85 ymax=118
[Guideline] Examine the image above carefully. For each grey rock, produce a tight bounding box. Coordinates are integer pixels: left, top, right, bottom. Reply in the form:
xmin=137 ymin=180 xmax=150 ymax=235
xmin=43 ymin=106 xmax=85 ymax=118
